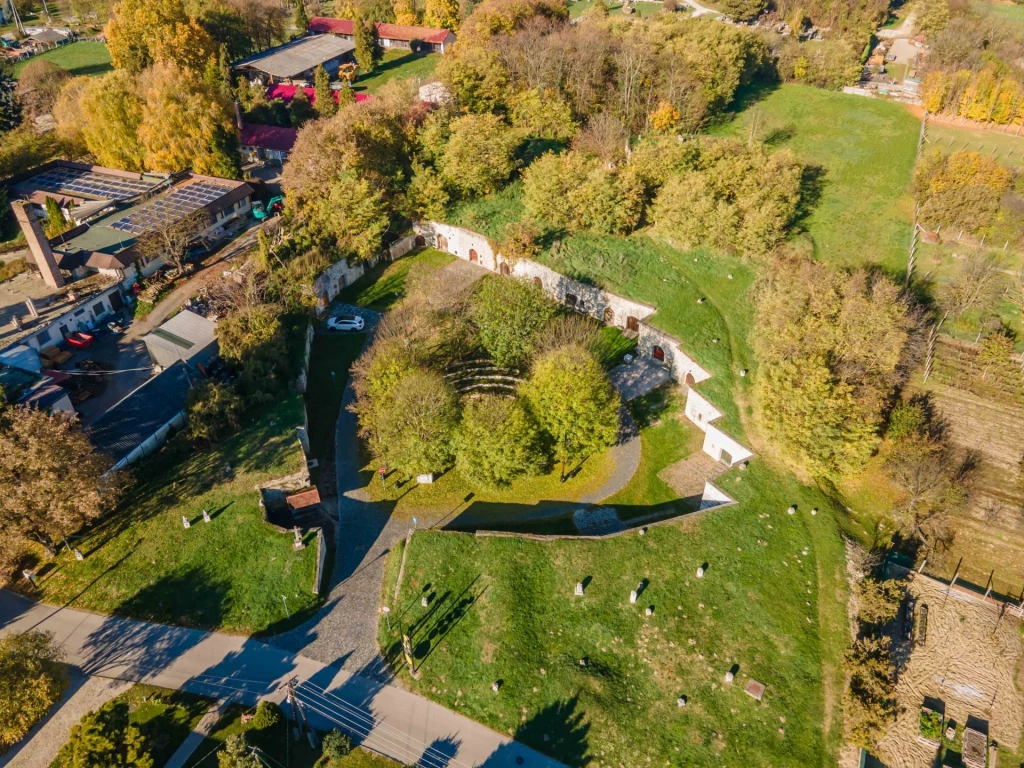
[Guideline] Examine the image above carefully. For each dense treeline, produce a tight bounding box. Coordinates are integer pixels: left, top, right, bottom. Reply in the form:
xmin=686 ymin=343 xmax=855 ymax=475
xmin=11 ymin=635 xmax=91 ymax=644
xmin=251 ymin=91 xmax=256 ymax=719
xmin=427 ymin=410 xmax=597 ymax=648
xmin=920 ymin=1 xmax=1024 ymax=126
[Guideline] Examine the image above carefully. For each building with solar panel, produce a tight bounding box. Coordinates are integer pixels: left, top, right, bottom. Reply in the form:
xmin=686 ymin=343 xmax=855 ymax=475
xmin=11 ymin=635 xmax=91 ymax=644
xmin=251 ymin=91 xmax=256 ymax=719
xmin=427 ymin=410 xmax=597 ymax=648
xmin=2 ymin=161 xmax=254 ymax=362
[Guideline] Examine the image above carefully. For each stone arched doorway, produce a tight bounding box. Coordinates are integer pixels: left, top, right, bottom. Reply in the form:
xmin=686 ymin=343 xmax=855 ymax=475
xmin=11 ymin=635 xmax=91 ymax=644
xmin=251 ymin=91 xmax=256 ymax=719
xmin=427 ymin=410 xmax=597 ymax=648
xmin=685 ymin=372 xmax=696 ymax=386
xmin=603 ymin=307 xmax=614 ymax=325
xmin=415 ymin=235 xmax=425 ymax=247
xmin=626 ymin=316 xmax=639 ymax=332
xmin=653 ymin=345 xmax=665 ymax=362
xmin=437 ymin=234 xmax=448 ymax=251
xmin=469 ymin=248 xmax=479 ymax=263
xmin=500 ymin=262 xmax=510 ymax=276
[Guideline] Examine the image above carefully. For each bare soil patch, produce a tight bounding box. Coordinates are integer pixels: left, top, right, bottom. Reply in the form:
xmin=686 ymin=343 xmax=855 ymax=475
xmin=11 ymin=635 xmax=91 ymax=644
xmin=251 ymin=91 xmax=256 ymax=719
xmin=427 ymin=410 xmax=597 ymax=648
xmin=877 ymin=576 xmax=1024 ymax=768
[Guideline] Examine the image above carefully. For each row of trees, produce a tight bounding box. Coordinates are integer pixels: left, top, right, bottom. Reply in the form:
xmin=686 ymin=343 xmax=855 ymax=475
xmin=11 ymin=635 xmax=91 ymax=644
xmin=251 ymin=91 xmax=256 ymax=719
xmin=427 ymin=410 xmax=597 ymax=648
xmin=352 ymin=275 xmax=620 ymax=485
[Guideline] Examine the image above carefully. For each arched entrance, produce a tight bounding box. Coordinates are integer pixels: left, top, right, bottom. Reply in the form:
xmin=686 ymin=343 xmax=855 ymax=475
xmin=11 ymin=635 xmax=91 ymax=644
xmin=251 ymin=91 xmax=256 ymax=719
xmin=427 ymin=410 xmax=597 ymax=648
xmin=533 ymin=277 xmax=542 ymax=289
xmin=319 ymin=291 xmax=329 ymax=315
xmin=469 ymin=248 xmax=478 ymax=263
xmin=437 ymin=234 xmax=448 ymax=251
xmin=565 ymin=293 xmax=577 ymax=308
xmin=603 ymin=307 xmax=614 ymax=324
xmin=415 ymin=235 xmax=425 ymax=247
xmin=653 ymin=345 xmax=665 ymax=362
xmin=626 ymin=316 xmax=639 ymax=332
xmin=685 ymin=372 xmax=696 ymax=386
xmin=500 ymin=262 xmax=510 ymax=276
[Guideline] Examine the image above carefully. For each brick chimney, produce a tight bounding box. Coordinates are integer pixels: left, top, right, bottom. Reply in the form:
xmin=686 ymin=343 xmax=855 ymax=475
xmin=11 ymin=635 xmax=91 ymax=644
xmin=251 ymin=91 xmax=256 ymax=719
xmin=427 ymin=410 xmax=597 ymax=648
xmin=11 ymin=201 xmax=65 ymax=290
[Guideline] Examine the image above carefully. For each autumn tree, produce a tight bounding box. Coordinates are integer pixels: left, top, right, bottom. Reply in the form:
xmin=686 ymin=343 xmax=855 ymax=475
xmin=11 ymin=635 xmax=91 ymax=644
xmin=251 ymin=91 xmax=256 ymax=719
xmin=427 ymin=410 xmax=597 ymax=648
xmin=186 ymin=381 xmax=244 ymax=445
xmin=855 ymin=578 xmax=904 ymax=626
xmin=454 ymin=396 xmax=546 ymax=487
xmin=939 ymin=250 xmax=1003 ymax=319
xmin=440 ymin=113 xmax=519 ymax=197
xmin=885 ymin=432 xmax=967 ymax=548
xmin=15 ymin=60 xmax=71 ymax=122
xmin=753 ymin=259 xmax=917 ymax=478
xmin=0 ymin=631 xmax=67 ymax=748
xmin=370 ymin=368 xmax=459 ymax=475
xmin=217 ymin=300 xmax=291 ymax=404
xmin=845 ymin=636 xmax=897 ymax=750
xmin=105 ymin=0 xmax=216 ymax=74
xmin=471 ymin=276 xmax=556 ymax=366
xmin=289 ymin=85 xmax=315 ymax=127
xmin=916 ymin=149 xmax=1012 ymax=235
xmin=138 ymin=60 xmax=241 ymax=178
xmin=523 ymin=346 xmax=620 ymax=476
xmin=394 ymin=0 xmax=419 ymax=25
xmin=425 ymin=0 xmax=460 ymax=29
xmin=313 ymin=64 xmax=337 ymax=118
xmin=717 ymin=0 xmax=765 ymax=20
xmin=57 ymin=700 xmax=154 ymax=768
xmin=915 ymin=0 xmax=950 ymax=37
xmin=0 ymin=406 xmax=120 ymax=561
xmin=134 ymin=210 xmax=210 ymax=273
xmin=509 ymin=88 xmax=576 ymax=141
xmin=64 ymin=70 xmax=147 ymax=172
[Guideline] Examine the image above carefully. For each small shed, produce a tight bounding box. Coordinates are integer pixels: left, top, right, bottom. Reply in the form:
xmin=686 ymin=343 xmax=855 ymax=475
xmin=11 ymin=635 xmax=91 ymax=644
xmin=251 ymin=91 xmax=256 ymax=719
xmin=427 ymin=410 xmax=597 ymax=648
xmin=143 ymin=310 xmax=218 ymax=371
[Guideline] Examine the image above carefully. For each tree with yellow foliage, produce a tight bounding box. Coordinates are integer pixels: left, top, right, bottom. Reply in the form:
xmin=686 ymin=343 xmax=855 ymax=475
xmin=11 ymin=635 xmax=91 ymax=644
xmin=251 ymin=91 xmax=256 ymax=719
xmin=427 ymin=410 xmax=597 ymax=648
xmin=63 ymin=70 xmax=147 ymax=172
xmin=394 ymin=0 xmax=419 ymax=25
xmin=105 ymin=0 xmax=216 ymax=74
xmin=138 ymin=61 xmax=240 ymax=178
xmin=424 ymin=0 xmax=459 ymax=29
xmin=648 ymin=101 xmax=680 ymax=133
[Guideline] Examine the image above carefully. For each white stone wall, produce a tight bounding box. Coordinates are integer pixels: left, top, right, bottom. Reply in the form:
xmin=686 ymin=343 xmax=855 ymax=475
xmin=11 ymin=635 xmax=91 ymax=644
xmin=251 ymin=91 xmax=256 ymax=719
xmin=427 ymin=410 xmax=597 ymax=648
xmin=699 ymin=481 xmax=734 ymax=511
xmin=390 ymin=233 xmax=418 ymax=260
xmin=702 ymin=423 xmax=753 ymax=467
xmin=638 ymin=324 xmax=711 ymax=386
xmin=685 ymin=388 xmax=722 ymax=433
xmin=312 ymin=255 xmax=376 ymax=315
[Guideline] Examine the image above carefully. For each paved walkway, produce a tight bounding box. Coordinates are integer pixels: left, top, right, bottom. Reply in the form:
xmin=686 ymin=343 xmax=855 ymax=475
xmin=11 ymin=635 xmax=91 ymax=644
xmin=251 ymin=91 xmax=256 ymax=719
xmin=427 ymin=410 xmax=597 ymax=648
xmin=0 ymin=673 xmax=131 ymax=768
xmin=164 ymin=698 xmax=231 ymax=768
xmin=0 ymin=590 xmax=563 ymax=768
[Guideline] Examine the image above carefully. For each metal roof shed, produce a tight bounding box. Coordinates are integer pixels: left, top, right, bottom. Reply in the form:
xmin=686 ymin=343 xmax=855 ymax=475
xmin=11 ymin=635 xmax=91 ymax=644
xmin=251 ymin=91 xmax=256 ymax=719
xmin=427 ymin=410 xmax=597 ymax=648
xmin=87 ymin=360 xmax=193 ymax=470
xmin=143 ymin=310 xmax=218 ymax=371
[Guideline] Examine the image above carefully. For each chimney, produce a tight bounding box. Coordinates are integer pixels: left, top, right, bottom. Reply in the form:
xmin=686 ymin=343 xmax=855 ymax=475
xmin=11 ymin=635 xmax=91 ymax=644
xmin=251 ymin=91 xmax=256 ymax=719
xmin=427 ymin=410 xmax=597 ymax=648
xmin=234 ymin=100 xmax=244 ymax=131
xmin=11 ymin=201 xmax=65 ymax=290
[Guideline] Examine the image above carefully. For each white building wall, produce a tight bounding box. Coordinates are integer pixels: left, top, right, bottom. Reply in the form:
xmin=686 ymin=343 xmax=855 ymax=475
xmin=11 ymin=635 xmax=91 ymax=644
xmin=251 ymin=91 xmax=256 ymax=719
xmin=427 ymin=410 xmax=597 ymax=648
xmin=389 ymin=233 xmax=418 ymax=260
xmin=684 ymin=388 xmax=722 ymax=433
xmin=638 ymin=324 xmax=711 ymax=385
xmin=311 ymin=255 xmax=376 ymax=314
xmin=702 ymin=423 xmax=753 ymax=467
xmin=699 ymin=481 xmax=734 ymax=510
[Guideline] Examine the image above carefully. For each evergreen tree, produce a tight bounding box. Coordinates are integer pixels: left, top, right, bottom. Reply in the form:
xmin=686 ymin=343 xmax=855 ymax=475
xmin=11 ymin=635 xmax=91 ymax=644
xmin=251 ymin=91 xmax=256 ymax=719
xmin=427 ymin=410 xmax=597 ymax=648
xmin=0 ymin=68 xmax=21 ymax=133
xmin=289 ymin=86 xmax=315 ymax=127
xmin=590 ymin=0 xmax=609 ymax=16
xmin=336 ymin=84 xmax=356 ymax=107
xmin=353 ymin=13 xmax=380 ymax=73
xmin=294 ymin=0 xmax=310 ymax=32
xmin=313 ymin=65 xmax=337 ymax=117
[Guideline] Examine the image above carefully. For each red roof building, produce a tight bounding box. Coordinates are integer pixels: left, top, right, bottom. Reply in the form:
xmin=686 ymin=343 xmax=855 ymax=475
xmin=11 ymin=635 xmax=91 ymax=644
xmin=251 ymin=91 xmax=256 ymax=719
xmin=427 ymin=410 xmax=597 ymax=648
xmin=240 ymin=123 xmax=298 ymax=154
xmin=266 ymin=83 xmax=372 ymax=107
xmin=307 ymin=17 xmax=456 ymax=53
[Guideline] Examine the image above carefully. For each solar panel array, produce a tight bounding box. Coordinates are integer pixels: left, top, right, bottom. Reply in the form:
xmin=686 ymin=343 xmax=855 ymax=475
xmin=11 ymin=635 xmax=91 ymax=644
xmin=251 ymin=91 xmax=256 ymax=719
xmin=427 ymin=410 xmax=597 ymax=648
xmin=109 ymin=182 xmax=230 ymax=235
xmin=28 ymin=167 xmax=158 ymax=201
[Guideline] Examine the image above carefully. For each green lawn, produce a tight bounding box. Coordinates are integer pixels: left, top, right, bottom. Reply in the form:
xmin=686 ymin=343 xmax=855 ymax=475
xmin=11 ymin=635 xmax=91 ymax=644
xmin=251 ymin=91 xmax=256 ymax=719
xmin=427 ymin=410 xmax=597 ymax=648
xmin=970 ymin=0 xmax=1024 ymax=30
xmin=354 ymin=49 xmax=439 ymax=95
xmin=568 ymin=0 xmax=666 ymax=16
xmin=22 ymin=397 xmax=321 ymax=636
xmin=52 ymin=684 xmax=212 ymax=768
xmin=337 ymin=248 xmax=454 ymax=311
xmin=381 ymin=459 xmax=849 ymax=768
xmin=710 ymin=84 xmax=920 ymax=274
xmin=925 ymin=120 xmax=1024 ymax=170
xmin=605 ymin=388 xmax=704 ymax=512
xmin=13 ymin=41 xmax=112 ymax=78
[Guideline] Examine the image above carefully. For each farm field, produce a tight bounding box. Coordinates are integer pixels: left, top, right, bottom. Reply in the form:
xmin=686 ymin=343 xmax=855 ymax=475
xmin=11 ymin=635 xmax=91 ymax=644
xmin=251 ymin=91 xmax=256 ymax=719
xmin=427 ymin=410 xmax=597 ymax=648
xmin=18 ymin=397 xmax=321 ymax=636
xmin=12 ymin=41 xmax=112 ymax=78
xmin=924 ymin=117 xmax=1024 ymax=170
xmin=567 ymin=0 xmax=665 ymax=16
xmin=353 ymin=49 xmax=438 ymax=95
xmin=710 ymin=84 xmax=920 ymax=274
xmin=381 ymin=460 xmax=850 ymax=768
xmin=52 ymin=684 xmax=212 ymax=768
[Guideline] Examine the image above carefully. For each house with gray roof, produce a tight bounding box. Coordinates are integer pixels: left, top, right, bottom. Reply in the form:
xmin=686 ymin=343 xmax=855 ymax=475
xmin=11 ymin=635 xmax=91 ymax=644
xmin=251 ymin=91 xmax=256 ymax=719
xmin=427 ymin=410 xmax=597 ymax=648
xmin=233 ymin=34 xmax=355 ymax=84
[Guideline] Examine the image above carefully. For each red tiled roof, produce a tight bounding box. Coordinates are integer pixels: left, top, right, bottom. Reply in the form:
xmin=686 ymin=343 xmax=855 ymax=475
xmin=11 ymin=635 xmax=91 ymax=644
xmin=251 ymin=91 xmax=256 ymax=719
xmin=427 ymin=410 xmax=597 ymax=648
xmin=240 ymin=123 xmax=299 ymax=152
xmin=265 ymin=83 xmax=372 ymax=107
xmin=307 ymin=17 xmax=452 ymax=44
xmin=286 ymin=488 xmax=321 ymax=510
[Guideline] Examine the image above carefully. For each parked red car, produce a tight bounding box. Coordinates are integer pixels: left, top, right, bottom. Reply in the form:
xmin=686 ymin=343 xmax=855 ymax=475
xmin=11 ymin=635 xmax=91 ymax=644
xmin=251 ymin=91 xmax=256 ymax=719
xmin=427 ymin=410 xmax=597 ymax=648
xmin=65 ymin=332 xmax=95 ymax=350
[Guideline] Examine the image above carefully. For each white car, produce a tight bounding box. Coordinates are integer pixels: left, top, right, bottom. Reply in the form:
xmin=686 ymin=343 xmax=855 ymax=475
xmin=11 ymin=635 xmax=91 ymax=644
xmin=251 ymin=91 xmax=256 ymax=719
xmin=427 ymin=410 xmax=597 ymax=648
xmin=327 ymin=314 xmax=365 ymax=332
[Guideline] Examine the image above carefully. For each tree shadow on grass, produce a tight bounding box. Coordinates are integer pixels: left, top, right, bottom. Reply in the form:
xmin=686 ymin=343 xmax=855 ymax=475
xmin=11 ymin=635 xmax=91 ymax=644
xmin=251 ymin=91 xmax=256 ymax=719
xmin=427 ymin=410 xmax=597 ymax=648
xmin=480 ymin=697 xmax=591 ymax=768
xmin=794 ymin=164 xmax=828 ymax=230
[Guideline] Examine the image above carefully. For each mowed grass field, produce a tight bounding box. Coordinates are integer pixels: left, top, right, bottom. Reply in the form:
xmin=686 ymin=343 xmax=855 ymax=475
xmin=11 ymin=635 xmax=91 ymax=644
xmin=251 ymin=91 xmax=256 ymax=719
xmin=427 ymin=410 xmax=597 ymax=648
xmin=13 ymin=41 xmax=112 ymax=78
xmin=354 ymin=49 xmax=439 ymax=94
xmin=22 ymin=397 xmax=321 ymax=636
xmin=382 ymin=460 xmax=849 ymax=768
xmin=710 ymin=84 xmax=920 ymax=274
xmin=924 ymin=118 xmax=1024 ymax=170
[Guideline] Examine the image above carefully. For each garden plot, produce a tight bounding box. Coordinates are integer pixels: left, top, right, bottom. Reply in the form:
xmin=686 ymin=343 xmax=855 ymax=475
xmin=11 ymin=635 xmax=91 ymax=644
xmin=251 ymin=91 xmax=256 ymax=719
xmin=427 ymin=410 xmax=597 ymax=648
xmin=877 ymin=576 xmax=1024 ymax=768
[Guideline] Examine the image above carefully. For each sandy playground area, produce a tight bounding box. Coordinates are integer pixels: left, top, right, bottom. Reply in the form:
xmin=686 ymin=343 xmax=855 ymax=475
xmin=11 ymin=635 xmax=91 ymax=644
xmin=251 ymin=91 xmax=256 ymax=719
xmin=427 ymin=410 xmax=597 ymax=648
xmin=877 ymin=575 xmax=1024 ymax=768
